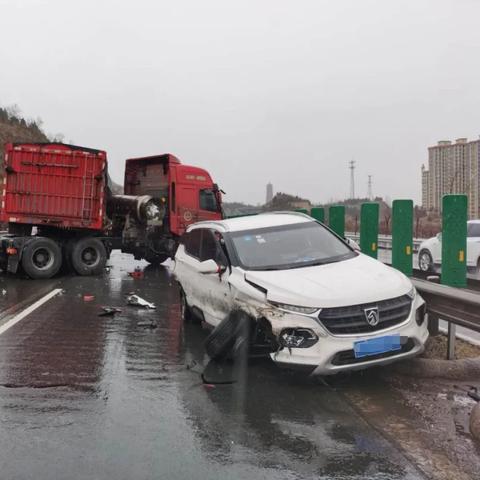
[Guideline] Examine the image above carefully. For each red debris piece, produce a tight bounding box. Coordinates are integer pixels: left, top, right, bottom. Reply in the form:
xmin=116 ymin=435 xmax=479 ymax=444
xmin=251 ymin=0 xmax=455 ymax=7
xmin=128 ymin=267 xmax=144 ymax=279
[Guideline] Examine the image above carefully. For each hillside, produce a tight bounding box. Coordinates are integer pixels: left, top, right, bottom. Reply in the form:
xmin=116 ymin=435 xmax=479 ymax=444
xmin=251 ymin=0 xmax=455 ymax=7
xmin=0 ymin=106 xmax=49 ymax=180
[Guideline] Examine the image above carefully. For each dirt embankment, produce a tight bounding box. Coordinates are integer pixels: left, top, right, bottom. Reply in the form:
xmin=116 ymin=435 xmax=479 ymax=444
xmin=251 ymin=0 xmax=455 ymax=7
xmin=422 ymin=334 xmax=480 ymax=360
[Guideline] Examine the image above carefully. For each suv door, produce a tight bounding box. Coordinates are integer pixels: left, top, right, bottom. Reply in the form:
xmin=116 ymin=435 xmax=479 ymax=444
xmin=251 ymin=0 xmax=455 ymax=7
xmin=197 ymin=229 xmax=232 ymax=326
xmin=176 ymin=228 xmax=202 ymax=308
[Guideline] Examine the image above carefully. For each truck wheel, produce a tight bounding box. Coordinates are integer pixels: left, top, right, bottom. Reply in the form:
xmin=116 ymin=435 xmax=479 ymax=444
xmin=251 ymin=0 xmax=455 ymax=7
xmin=205 ymin=311 xmax=252 ymax=361
xmin=21 ymin=237 xmax=62 ymax=279
xmin=70 ymin=238 xmax=107 ymax=276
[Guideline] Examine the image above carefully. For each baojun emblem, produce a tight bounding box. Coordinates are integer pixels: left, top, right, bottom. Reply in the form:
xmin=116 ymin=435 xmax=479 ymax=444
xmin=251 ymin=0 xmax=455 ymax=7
xmin=364 ymin=307 xmax=379 ymax=327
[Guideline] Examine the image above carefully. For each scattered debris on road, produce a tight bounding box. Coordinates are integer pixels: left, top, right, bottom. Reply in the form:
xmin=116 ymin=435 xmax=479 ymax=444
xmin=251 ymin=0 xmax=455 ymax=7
xmin=128 ymin=267 xmax=144 ymax=279
xmin=126 ymin=293 xmax=156 ymax=309
xmin=98 ymin=307 xmax=122 ymax=317
xmin=137 ymin=320 xmax=158 ymax=329
xmin=468 ymin=386 xmax=480 ymax=402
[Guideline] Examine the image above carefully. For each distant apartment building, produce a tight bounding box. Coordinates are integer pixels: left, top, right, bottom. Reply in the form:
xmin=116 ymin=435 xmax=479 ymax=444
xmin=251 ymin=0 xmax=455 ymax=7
xmin=421 ymin=138 xmax=480 ymax=219
xmin=266 ymin=182 xmax=274 ymax=204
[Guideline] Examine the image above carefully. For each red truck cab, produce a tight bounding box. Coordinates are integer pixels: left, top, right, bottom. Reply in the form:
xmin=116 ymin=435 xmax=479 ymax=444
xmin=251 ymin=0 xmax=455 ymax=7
xmin=124 ymin=154 xmax=223 ymax=236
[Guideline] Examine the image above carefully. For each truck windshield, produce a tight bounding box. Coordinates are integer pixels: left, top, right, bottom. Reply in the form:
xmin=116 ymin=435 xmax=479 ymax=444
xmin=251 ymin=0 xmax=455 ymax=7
xmin=199 ymin=189 xmax=219 ymax=212
xmin=229 ymin=221 xmax=356 ymax=270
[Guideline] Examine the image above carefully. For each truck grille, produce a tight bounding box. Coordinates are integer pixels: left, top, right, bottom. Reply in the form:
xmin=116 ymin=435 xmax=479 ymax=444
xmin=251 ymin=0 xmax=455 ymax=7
xmin=317 ymin=294 xmax=412 ymax=335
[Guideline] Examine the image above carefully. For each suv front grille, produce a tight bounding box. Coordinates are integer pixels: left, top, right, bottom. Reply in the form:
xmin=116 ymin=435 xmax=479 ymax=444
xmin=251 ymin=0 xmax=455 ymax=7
xmin=318 ymin=294 xmax=412 ymax=335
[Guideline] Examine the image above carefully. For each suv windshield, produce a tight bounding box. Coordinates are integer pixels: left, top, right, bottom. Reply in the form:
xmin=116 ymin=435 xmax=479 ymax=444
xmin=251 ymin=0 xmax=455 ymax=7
xmin=229 ymin=221 xmax=356 ymax=270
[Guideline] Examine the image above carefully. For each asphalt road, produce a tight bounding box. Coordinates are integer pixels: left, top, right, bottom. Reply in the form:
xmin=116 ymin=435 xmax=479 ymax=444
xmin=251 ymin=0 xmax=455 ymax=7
xmin=0 ymin=252 xmax=438 ymax=479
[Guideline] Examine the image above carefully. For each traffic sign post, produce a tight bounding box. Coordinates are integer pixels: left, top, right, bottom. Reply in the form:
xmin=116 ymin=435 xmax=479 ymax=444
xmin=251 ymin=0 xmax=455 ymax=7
xmin=311 ymin=207 xmax=325 ymax=223
xmin=329 ymin=205 xmax=345 ymax=237
xmin=441 ymin=194 xmax=467 ymax=288
xmin=360 ymin=203 xmax=379 ymax=258
xmin=392 ymin=199 xmax=413 ymax=276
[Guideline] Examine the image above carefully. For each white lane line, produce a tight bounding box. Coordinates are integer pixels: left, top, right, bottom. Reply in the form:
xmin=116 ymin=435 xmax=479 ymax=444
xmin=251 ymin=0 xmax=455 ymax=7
xmin=0 ymin=288 xmax=63 ymax=336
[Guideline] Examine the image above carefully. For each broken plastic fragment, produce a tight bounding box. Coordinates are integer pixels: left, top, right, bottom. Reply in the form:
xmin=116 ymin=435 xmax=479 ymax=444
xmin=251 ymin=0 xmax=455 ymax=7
xmin=137 ymin=321 xmax=158 ymax=329
xmin=99 ymin=307 xmax=122 ymax=317
xmin=128 ymin=267 xmax=144 ymax=279
xmin=125 ymin=294 xmax=155 ymax=309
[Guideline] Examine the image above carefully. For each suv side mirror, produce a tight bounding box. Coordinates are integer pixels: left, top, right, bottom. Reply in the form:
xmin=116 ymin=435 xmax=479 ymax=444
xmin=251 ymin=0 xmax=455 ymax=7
xmin=436 ymin=233 xmax=442 ymax=241
xmin=197 ymin=259 xmax=220 ymax=274
xmin=345 ymin=237 xmax=361 ymax=251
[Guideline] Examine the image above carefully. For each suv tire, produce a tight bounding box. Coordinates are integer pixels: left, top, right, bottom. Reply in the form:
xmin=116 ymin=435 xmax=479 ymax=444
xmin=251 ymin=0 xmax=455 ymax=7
xmin=180 ymin=288 xmax=200 ymax=324
xmin=205 ymin=310 xmax=252 ymax=361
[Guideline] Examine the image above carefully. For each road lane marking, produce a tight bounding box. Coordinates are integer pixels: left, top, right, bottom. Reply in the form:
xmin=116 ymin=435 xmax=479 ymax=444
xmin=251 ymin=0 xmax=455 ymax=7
xmin=0 ymin=288 xmax=62 ymax=336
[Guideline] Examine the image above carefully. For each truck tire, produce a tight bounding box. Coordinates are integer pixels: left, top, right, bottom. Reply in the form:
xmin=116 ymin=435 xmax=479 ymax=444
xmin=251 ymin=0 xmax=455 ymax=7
xmin=205 ymin=310 xmax=252 ymax=361
xmin=70 ymin=238 xmax=107 ymax=276
xmin=21 ymin=237 xmax=62 ymax=279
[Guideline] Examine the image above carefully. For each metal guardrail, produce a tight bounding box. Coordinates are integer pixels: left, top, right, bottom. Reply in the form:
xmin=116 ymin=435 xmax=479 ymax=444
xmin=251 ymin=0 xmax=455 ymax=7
xmin=346 ymin=233 xmax=425 ymax=253
xmin=412 ymin=278 xmax=480 ymax=358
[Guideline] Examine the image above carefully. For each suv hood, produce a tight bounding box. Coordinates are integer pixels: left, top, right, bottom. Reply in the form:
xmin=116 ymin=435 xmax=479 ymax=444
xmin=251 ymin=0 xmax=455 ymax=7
xmin=243 ymin=254 xmax=412 ymax=309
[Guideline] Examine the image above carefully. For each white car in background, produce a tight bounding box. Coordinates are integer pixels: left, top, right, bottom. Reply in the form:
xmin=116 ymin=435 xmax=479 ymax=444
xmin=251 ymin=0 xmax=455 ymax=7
xmin=418 ymin=220 xmax=480 ymax=273
xmin=174 ymin=212 xmax=428 ymax=375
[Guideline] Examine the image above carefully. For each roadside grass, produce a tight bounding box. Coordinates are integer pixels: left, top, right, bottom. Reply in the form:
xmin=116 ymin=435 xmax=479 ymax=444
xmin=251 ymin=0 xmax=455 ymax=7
xmin=422 ymin=333 xmax=480 ymax=360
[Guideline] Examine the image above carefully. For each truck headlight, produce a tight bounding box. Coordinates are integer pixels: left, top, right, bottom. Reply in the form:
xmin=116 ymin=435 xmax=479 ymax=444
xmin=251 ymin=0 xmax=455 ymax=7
xmin=269 ymin=301 xmax=319 ymax=315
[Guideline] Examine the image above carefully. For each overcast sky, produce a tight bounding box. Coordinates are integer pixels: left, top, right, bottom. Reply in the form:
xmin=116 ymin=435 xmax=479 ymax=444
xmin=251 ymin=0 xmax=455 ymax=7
xmin=1 ymin=0 xmax=479 ymax=205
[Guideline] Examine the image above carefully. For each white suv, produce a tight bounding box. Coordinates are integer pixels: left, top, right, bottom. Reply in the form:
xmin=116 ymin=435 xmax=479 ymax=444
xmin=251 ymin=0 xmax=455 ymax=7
xmin=418 ymin=220 xmax=480 ymax=273
xmin=174 ymin=212 xmax=428 ymax=375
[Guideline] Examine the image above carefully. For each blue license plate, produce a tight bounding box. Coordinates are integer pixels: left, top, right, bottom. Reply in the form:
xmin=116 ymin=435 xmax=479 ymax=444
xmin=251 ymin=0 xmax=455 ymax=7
xmin=353 ymin=334 xmax=401 ymax=359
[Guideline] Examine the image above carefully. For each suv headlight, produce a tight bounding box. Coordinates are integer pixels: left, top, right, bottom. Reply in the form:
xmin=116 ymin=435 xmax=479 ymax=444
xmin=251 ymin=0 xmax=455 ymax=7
xmin=407 ymin=286 xmax=416 ymax=300
xmin=269 ymin=301 xmax=319 ymax=315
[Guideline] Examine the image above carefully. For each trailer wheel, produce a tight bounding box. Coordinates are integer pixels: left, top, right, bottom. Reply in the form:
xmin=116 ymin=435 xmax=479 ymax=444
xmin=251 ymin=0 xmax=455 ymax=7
xmin=21 ymin=237 xmax=62 ymax=279
xmin=70 ymin=238 xmax=107 ymax=276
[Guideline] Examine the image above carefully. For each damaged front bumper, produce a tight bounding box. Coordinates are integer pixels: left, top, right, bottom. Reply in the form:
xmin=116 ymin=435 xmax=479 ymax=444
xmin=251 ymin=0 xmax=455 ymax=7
xmin=263 ymin=295 xmax=429 ymax=376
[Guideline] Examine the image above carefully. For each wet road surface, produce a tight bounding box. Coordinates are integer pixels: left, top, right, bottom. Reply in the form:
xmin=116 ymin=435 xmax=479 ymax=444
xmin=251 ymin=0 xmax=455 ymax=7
xmin=0 ymin=252 xmax=429 ymax=479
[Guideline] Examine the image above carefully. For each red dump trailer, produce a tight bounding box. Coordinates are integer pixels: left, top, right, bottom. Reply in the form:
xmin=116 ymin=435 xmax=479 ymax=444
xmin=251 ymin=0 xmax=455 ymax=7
xmin=0 ymin=143 xmax=223 ymax=279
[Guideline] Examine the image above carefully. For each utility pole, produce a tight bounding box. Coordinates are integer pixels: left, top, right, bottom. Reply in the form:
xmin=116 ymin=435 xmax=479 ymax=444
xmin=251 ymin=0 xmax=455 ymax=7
xmin=367 ymin=175 xmax=373 ymax=200
xmin=349 ymin=160 xmax=356 ymax=199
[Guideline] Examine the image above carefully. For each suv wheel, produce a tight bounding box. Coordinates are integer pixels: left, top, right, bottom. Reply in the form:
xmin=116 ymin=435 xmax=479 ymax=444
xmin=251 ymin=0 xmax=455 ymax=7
xmin=419 ymin=249 xmax=434 ymax=273
xmin=180 ymin=289 xmax=200 ymax=324
xmin=205 ymin=311 xmax=252 ymax=361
